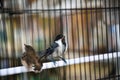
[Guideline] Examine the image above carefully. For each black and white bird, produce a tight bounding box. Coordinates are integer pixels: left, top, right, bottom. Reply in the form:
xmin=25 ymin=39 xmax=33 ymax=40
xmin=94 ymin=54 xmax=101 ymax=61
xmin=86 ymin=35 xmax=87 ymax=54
xmin=39 ymin=34 xmax=67 ymax=64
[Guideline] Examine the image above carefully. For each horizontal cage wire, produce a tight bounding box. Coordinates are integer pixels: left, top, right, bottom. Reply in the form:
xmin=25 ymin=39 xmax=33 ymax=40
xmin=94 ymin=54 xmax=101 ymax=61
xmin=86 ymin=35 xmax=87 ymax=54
xmin=0 ymin=0 xmax=120 ymax=80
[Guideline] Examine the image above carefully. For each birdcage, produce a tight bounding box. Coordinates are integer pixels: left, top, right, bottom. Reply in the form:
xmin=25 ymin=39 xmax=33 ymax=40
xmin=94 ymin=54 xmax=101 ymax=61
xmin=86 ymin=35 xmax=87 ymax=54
xmin=0 ymin=0 xmax=119 ymax=80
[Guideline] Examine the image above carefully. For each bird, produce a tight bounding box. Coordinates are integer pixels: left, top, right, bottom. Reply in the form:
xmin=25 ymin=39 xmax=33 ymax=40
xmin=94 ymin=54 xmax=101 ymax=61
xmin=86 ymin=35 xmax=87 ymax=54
xmin=21 ymin=44 xmax=43 ymax=72
xmin=39 ymin=34 xmax=67 ymax=64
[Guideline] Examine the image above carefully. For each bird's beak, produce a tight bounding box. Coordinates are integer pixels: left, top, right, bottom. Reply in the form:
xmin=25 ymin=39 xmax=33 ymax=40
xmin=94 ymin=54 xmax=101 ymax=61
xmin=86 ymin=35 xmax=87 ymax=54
xmin=62 ymin=36 xmax=65 ymax=41
xmin=24 ymin=44 xmax=27 ymax=46
xmin=24 ymin=44 xmax=28 ymax=50
xmin=63 ymin=36 xmax=65 ymax=39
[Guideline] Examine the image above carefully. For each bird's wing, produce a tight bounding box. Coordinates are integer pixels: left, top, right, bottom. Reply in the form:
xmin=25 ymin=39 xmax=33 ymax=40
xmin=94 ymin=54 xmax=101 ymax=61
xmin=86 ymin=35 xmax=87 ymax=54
xmin=39 ymin=42 xmax=59 ymax=59
xmin=51 ymin=42 xmax=59 ymax=48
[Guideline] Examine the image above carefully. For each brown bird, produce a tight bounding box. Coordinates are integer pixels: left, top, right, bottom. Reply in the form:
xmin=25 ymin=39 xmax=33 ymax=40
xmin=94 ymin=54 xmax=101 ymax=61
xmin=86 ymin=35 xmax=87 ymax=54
xmin=21 ymin=44 xmax=43 ymax=72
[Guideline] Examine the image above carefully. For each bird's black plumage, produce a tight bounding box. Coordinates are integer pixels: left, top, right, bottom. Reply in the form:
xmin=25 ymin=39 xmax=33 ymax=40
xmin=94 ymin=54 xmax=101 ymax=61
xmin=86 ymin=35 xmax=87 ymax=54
xmin=40 ymin=42 xmax=59 ymax=59
xmin=54 ymin=34 xmax=64 ymax=41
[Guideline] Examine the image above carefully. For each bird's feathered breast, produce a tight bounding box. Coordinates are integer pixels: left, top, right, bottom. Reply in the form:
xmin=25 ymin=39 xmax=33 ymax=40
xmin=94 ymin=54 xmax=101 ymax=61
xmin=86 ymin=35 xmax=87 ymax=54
xmin=55 ymin=39 xmax=66 ymax=54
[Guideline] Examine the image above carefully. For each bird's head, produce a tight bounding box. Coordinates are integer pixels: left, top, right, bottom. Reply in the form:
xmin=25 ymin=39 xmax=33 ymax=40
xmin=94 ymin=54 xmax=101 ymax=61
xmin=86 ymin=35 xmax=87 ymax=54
xmin=54 ymin=34 xmax=66 ymax=46
xmin=24 ymin=44 xmax=35 ymax=52
xmin=54 ymin=34 xmax=65 ymax=41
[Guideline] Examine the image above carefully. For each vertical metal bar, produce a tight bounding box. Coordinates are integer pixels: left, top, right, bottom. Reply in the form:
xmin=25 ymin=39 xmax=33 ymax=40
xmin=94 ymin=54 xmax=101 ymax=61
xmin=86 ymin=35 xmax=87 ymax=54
xmin=8 ymin=1 xmax=15 ymax=80
xmin=100 ymin=9 xmax=106 ymax=80
xmin=35 ymin=0 xmax=40 ymax=52
xmin=80 ymin=0 xmax=87 ymax=80
xmin=51 ymin=0 xmax=57 ymax=80
xmin=53 ymin=0 xmax=61 ymax=80
xmin=95 ymin=0 xmax=100 ymax=79
xmin=101 ymin=4 xmax=107 ymax=80
xmin=70 ymin=0 xmax=73 ymax=80
xmin=59 ymin=0 xmax=63 ymax=34
xmin=114 ymin=0 xmax=119 ymax=79
xmin=46 ymin=0 xmax=53 ymax=79
xmin=104 ymin=0 xmax=110 ymax=79
xmin=118 ymin=0 xmax=120 ymax=78
xmin=58 ymin=0 xmax=66 ymax=80
xmin=85 ymin=1 xmax=92 ymax=80
xmin=67 ymin=1 xmax=71 ymax=80
xmin=0 ymin=17 xmax=1 ymax=77
xmin=92 ymin=1 xmax=97 ymax=79
xmin=0 ymin=11 xmax=8 ymax=80
xmin=41 ymin=0 xmax=46 ymax=50
xmin=22 ymin=7 xmax=26 ymax=80
xmin=107 ymin=0 xmax=111 ymax=79
xmin=30 ymin=1 xmax=34 ymax=45
xmin=89 ymin=4 xmax=97 ymax=80
xmin=47 ymin=0 xmax=51 ymax=44
xmin=0 ymin=0 xmax=3 ymax=8
xmin=8 ymin=2 xmax=15 ymax=80
xmin=96 ymin=0 xmax=104 ymax=79
xmin=108 ymin=0 xmax=116 ymax=80
xmin=53 ymin=0 xmax=57 ymax=41
xmin=64 ymin=0 xmax=72 ymax=80
xmin=77 ymin=0 xmax=82 ymax=80
xmin=22 ymin=0 xmax=29 ymax=80
xmin=58 ymin=1 xmax=62 ymax=80
xmin=89 ymin=1 xmax=95 ymax=80
xmin=70 ymin=0 xmax=77 ymax=80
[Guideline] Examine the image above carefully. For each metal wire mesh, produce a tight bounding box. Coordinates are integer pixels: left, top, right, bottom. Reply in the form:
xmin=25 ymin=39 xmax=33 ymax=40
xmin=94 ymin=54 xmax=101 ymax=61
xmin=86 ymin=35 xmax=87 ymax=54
xmin=0 ymin=0 xmax=120 ymax=80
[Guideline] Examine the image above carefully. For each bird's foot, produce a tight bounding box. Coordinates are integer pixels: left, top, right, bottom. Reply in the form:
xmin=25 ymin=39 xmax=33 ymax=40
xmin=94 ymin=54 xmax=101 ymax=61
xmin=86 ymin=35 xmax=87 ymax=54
xmin=51 ymin=59 xmax=56 ymax=65
xmin=62 ymin=58 xmax=67 ymax=63
xmin=59 ymin=56 xmax=67 ymax=63
xmin=48 ymin=58 xmax=56 ymax=65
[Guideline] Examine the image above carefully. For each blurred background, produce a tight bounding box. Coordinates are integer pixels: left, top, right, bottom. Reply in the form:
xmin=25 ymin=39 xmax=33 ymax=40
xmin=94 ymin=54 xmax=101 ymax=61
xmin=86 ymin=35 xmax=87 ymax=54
xmin=0 ymin=0 xmax=119 ymax=80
